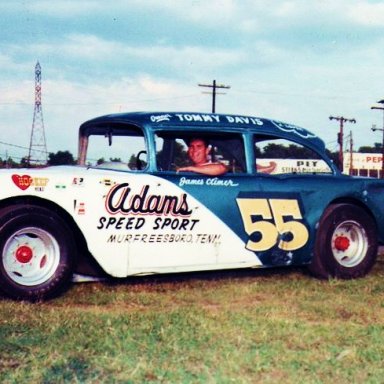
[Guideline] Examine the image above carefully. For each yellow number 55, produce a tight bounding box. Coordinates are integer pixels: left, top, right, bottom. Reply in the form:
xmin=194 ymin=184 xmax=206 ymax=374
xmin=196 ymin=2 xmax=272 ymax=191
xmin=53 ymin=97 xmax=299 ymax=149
xmin=236 ymin=198 xmax=309 ymax=252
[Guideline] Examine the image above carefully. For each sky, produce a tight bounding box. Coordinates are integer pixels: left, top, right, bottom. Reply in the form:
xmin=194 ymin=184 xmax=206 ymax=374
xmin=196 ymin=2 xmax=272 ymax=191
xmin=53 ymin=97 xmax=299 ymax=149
xmin=1 ymin=0 xmax=384 ymax=162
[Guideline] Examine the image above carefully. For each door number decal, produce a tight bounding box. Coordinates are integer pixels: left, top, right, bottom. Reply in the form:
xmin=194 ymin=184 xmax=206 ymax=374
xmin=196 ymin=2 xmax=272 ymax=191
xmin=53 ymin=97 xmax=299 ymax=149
xmin=236 ymin=198 xmax=309 ymax=252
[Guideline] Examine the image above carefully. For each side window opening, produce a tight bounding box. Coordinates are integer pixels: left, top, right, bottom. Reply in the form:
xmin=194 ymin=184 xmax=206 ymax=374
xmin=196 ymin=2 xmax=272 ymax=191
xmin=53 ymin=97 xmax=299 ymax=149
xmin=156 ymin=137 xmax=189 ymax=171
xmin=84 ymin=125 xmax=147 ymax=171
xmin=254 ymin=135 xmax=332 ymax=175
xmin=155 ymin=132 xmax=246 ymax=174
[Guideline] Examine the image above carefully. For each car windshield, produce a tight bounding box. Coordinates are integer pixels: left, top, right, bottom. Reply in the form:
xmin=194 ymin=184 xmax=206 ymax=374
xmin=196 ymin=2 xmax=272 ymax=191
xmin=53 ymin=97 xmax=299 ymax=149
xmin=79 ymin=124 xmax=147 ymax=171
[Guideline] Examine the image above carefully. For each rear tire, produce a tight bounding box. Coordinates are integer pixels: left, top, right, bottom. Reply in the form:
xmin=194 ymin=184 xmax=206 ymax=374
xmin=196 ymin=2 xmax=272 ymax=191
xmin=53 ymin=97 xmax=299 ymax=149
xmin=0 ymin=205 xmax=75 ymax=301
xmin=308 ymin=204 xmax=377 ymax=279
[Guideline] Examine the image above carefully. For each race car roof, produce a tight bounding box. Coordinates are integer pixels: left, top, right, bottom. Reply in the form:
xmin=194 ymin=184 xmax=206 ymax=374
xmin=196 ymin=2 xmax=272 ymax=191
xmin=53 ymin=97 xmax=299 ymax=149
xmin=79 ymin=111 xmax=326 ymax=152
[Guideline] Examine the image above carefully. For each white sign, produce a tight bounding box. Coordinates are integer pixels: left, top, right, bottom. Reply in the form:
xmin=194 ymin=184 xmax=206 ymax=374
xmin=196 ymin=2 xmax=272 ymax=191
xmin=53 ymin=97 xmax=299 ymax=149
xmin=256 ymin=159 xmax=330 ymax=174
xmin=343 ymin=152 xmax=383 ymax=171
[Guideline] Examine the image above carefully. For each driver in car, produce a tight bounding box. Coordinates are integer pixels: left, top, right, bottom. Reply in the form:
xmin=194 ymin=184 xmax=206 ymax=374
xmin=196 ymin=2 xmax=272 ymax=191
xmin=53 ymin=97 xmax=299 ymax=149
xmin=177 ymin=138 xmax=227 ymax=176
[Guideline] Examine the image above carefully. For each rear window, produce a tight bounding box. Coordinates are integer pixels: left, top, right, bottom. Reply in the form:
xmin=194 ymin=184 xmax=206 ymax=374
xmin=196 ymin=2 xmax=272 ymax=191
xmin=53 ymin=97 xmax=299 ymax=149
xmin=254 ymin=135 xmax=332 ymax=175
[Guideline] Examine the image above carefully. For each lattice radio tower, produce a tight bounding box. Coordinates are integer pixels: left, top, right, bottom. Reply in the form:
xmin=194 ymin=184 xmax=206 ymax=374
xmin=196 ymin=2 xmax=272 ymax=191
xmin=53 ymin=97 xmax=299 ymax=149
xmin=28 ymin=61 xmax=48 ymax=166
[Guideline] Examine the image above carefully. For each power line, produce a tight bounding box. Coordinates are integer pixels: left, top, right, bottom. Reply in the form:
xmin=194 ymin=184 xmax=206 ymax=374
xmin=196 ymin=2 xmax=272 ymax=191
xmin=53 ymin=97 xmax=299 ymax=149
xmin=232 ymin=88 xmax=358 ymax=101
xmin=0 ymin=94 xmax=198 ymax=107
xmin=0 ymin=140 xmax=30 ymax=151
xmin=0 ymin=140 xmax=48 ymax=166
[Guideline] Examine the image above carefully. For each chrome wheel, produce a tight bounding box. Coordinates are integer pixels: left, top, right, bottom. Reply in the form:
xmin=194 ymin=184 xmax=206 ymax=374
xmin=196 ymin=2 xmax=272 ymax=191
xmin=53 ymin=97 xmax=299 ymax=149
xmin=331 ymin=220 xmax=368 ymax=268
xmin=3 ymin=227 xmax=60 ymax=286
xmin=309 ymin=203 xmax=377 ymax=279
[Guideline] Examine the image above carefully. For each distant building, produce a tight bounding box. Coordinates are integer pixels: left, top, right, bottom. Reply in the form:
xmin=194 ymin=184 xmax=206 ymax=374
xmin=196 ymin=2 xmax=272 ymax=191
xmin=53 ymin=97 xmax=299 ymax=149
xmin=343 ymin=152 xmax=383 ymax=178
xmin=256 ymin=153 xmax=384 ymax=178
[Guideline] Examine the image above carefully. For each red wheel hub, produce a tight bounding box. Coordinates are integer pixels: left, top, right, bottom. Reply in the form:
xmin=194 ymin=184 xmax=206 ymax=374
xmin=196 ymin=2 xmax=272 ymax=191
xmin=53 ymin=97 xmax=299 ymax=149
xmin=334 ymin=236 xmax=350 ymax=251
xmin=15 ymin=245 xmax=33 ymax=263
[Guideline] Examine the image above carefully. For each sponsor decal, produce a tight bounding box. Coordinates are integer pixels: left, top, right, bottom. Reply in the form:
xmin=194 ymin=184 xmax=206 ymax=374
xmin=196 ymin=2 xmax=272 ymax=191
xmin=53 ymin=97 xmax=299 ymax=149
xmin=224 ymin=115 xmax=263 ymax=125
xmin=179 ymin=177 xmax=239 ymax=187
xmin=175 ymin=114 xmax=221 ymax=123
xmin=150 ymin=113 xmax=264 ymax=126
xmin=105 ymin=183 xmax=191 ymax=216
xmin=78 ymin=202 xmax=86 ymax=215
xmin=256 ymin=159 xmax=329 ymax=174
xmin=106 ymin=233 xmax=221 ymax=245
xmin=97 ymin=216 xmax=199 ymax=231
xmin=150 ymin=114 xmax=172 ymax=123
xmin=12 ymin=174 xmax=32 ymax=190
xmin=256 ymin=161 xmax=277 ymax=174
xmin=72 ymin=177 xmax=84 ymax=186
xmin=270 ymin=120 xmax=317 ymax=139
xmin=99 ymin=183 xmax=196 ymax=231
xmin=74 ymin=200 xmax=86 ymax=215
xmin=149 ymin=114 xmax=315 ymax=142
xmin=99 ymin=178 xmax=116 ymax=186
xmin=96 ymin=183 xmax=225 ymax=244
xmin=12 ymin=174 xmax=49 ymax=191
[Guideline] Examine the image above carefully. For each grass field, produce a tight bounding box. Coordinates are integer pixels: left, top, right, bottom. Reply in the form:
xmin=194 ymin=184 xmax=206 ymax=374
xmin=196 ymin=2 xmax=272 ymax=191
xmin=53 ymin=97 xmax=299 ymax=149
xmin=1 ymin=254 xmax=384 ymax=383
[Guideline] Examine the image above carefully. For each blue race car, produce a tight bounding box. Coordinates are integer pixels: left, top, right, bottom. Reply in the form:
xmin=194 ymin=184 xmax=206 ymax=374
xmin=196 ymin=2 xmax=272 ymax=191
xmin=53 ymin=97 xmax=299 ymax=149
xmin=0 ymin=111 xmax=382 ymax=300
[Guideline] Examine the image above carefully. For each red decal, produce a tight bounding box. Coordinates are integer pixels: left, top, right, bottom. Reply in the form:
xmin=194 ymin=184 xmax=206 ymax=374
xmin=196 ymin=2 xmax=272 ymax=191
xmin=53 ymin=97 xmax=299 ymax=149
xmin=12 ymin=174 xmax=33 ymax=190
xmin=78 ymin=202 xmax=86 ymax=215
xmin=257 ymin=161 xmax=277 ymax=174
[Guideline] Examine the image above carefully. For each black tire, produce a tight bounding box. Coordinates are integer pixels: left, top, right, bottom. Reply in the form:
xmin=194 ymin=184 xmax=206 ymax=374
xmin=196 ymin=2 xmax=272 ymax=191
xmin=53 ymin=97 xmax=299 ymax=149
xmin=308 ymin=203 xmax=377 ymax=279
xmin=0 ymin=204 xmax=75 ymax=301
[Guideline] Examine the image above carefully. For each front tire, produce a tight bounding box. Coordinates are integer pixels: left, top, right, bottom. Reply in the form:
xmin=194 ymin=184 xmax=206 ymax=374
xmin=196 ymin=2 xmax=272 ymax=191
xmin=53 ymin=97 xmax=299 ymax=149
xmin=309 ymin=203 xmax=377 ymax=279
xmin=0 ymin=205 xmax=75 ymax=301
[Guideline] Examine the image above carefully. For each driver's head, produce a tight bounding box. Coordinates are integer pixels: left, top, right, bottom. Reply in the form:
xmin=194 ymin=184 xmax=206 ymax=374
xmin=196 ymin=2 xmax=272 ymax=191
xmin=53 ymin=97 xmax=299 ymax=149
xmin=187 ymin=138 xmax=210 ymax=166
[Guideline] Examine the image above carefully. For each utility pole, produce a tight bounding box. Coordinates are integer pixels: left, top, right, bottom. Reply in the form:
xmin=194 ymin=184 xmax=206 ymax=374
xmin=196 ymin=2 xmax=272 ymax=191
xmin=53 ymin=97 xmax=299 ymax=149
xmin=198 ymin=80 xmax=230 ymax=113
xmin=349 ymin=131 xmax=353 ymax=175
xmin=329 ymin=115 xmax=356 ymax=172
xmin=371 ymin=99 xmax=384 ymax=178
